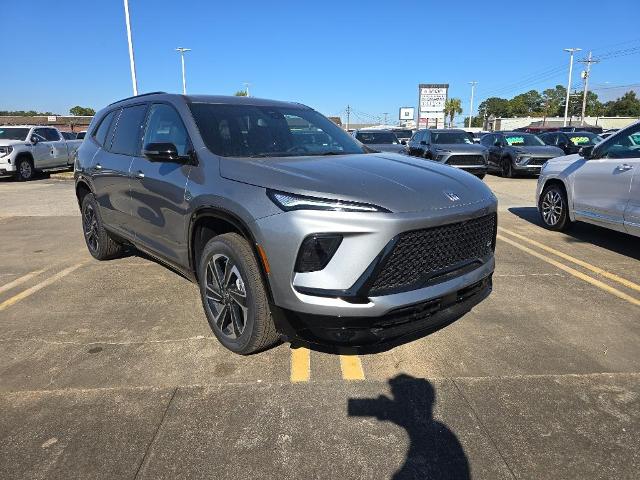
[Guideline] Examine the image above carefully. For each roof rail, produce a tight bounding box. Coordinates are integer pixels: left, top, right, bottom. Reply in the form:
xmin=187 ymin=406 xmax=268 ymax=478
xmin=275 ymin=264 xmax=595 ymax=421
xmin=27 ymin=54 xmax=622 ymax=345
xmin=108 ymin=91 xmax=166 ymax=106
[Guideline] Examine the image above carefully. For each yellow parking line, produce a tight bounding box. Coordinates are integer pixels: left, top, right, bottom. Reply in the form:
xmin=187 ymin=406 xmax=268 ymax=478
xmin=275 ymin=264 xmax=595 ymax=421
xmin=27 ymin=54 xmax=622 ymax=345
xmin=290 ymin=347 xmax=310 ymax=382
xmin=0 ymin=262 xmax=86 ymax=312
xmin=497 ymin=234 xmax=640 ymax=307
xmin=0 ymin=269 xmax=46 ymax=295
xmin=499 ymin=227 xmax=640 ymax=293
xmin=339 ymin=354 xmax=365 ymax=380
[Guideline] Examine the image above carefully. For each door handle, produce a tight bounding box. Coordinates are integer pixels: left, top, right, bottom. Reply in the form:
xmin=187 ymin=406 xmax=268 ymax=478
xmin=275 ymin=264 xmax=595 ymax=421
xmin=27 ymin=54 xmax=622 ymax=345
xmin=135 ymin=170 xmax=145 ymax=178
xmin=617 ymin=164 xmax=633 ymax=171
xmin=95 ymin=163 xmax=102 ymax=170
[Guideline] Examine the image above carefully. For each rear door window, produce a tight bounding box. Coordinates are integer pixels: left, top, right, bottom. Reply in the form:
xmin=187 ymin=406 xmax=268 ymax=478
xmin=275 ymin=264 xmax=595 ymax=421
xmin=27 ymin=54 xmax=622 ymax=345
xmin=93 ymin=111 xmax=116 ymax=147
xmin=110 ymin=104 xmax=148 ymax=156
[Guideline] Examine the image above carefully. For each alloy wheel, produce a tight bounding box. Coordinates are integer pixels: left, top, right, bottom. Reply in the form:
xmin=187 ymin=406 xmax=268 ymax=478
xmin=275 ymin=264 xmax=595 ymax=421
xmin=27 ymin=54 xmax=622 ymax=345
xmin=19 ymin=161 xmax=32 ymax=179
xmin=82 ymin=203 xmax=99 ymax=252
xmin=541 ymin=190 xmax=563 ymax=226
xmin=204 ymin=254 xmax=248 ymax=339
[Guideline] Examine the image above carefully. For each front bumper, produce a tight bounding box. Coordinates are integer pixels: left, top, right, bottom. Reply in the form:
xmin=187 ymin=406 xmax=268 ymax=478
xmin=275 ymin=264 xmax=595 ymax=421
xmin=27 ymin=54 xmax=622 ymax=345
xmin=272 ymin=274 xmax=492 ymax=346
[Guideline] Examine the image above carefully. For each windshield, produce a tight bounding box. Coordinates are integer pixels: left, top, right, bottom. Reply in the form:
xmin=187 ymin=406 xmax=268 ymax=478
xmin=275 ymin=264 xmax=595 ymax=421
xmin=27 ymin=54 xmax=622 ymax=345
xmin=355 ymin=132 xmax=398 ymax=144
xmin=431 ymin=132 xmax=474 ymax=145
xmin=567 ymin=132 xmax=602 ymax=145
xmin=0 ymin=127 xmax=30 ymax=141
xmin=392 ymin=129 xmax=412 ymax=139
xmin=189 ymin=103 xmax=364 ymax=157
xmin=504 ymin=134 xmax=544 ymax=146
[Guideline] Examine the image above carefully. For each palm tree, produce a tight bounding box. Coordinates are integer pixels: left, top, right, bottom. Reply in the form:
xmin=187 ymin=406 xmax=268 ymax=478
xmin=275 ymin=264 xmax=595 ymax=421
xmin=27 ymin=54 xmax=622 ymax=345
xmin=444 ymin=98 xmax=462 ymax=128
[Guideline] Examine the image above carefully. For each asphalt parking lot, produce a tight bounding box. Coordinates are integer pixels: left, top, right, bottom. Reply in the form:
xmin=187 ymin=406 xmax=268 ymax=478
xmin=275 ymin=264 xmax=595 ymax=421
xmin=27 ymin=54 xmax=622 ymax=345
xmin=1 ymin=174 xmax=639 ymax=479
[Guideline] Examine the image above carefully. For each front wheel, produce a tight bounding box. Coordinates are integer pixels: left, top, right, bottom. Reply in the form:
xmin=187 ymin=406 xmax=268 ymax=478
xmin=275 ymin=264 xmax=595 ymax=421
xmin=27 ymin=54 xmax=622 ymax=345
xmin=539 ymin=184 xmax=570 ymax=231
xmin=198 ymin=233 xmax=278 ymax=355
xmin=16 ymin=157 xmax=34 ymax=181
xmin=501 ymin=158 xmax=515 ymax=178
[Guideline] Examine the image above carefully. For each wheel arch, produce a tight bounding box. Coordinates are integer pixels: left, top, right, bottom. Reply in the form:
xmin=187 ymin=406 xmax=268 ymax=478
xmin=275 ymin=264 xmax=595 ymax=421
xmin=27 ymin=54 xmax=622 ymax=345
xmin=75 ymin=178 xmax=93 ymax=208
xmin=188 ymin=207 xmax=274 ymax=302
xmin=540 ymin=178 xmax=573 ymax=220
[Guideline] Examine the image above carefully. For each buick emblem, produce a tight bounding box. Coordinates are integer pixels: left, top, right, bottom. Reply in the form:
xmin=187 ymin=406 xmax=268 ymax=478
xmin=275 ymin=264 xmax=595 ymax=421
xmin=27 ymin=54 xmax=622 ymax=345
xmin=444 ymin=191 xmax=460 ymax=202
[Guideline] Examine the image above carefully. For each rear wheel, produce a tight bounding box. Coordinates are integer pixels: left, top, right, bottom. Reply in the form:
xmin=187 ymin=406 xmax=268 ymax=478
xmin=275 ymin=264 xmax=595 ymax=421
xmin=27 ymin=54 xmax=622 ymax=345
xmin=539 ymin=184 xmax=570 ymax=231
xmin=81 ymin=194 xmax=124 ymax=260
xmin=198 ymin=233 xmax=278 ymax=355
xmin=16 ymin=157 xmax=34 ymax=181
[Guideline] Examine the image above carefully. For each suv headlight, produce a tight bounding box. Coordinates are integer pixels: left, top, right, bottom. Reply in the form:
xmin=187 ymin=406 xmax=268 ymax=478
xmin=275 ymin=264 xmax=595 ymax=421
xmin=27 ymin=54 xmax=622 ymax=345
xmin=267 ymin=190 xmax=390 ymax=213
xmin=515 ymin=156 xmax=530 ymax=165
xmin=0 ymin=146 xmax=13 ymax=157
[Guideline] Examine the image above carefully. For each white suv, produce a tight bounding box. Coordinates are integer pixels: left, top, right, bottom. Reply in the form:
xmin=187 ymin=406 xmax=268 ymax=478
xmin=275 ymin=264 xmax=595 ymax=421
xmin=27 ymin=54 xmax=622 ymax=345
xmin=536 ymin=121 xmax=640 ymax=237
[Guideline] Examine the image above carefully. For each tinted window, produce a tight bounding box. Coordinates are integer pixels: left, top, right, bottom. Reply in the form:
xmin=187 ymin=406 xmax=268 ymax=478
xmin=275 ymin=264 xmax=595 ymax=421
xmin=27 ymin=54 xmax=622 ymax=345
xmin=61 ymin=131 xmax=76 ymax=140
xmin=143 ymin=104 xmax=190 ymax=156
xmin=93 ymin=111 xmax=116 ymax=147
xmin=480 ymin=134 xmax=494 ymax=147
xmin=431 ymin=131 xmax=474 ymax=145
xmin=503 ymin=134 xmax=544 ymax=146
xmin=356 ymin=132 xmax=398 ymax=144
xmin=36 ymin=128 xmax=60 ymax=141
xmin=598 ymin=124 xmax=640 ymax=159
xmin=110 ymin=104 xmax=147 ymax=156
xmin=190 ymin=103 xmax=364 ymax=158
xmin=76 ymin=132 xmax=86 ymax=140
xmin=566 ymin=132 xmax=601 ymax=146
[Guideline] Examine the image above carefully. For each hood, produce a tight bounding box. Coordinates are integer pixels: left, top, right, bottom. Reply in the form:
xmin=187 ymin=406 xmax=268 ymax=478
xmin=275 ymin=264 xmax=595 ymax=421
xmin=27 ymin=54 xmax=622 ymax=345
xmin=369 ymin=143 xmax=407 ymax=153
xmin=509 ymin=145 xmax=564 ymax=157
xmin=220 ymin=153 xmax=495 ymax=213
xmin=542 ymin=153 xmax=584 ymax=173
xmin=0 ymin=139 xmax=28 ymax=147
xmin=431 ymin=144 xmax=487 ymax=154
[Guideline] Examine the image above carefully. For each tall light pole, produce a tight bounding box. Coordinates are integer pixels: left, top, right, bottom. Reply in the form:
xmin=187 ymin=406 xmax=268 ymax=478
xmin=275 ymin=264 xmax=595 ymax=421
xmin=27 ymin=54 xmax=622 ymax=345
xmin=123 ymin=0 xmax=138 ymax=95
xmin=243 ymin=82 xmax=251 ymax=97
xmin=175 ymin=48 xmax=191 ymax=95
xmin=563 ymin=48 xmax=581 ymax=126
xmin=468 ymin=81 xmax=477 ymax=128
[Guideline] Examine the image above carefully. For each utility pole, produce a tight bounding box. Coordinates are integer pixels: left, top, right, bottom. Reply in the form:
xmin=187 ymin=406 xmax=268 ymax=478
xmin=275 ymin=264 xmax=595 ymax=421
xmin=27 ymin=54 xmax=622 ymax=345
xmin=175 ymin=47 xmax=191 ymax=95
xmin=123 ymin=0 xmax=138 ymax=95
xmin=468 ymin=81 xmax=477 ymax=128
xmin=243 ymin=82 xmax=251 ymax=97
xmin=563 ymin=47 xmax=582 ymax=126
xmin=382 ymin=112 xmax=389 ymax=125
xmin=346 ymin=105 xmax=351 ymax=131
xmin=579 ymin=51 xmax=599 ymax=125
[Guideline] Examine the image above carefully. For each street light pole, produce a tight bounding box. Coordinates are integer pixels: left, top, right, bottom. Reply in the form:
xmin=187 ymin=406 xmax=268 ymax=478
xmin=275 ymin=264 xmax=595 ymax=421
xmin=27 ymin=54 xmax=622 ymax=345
xmin=579 ymin=51 xmax=599 ymax=126
xmin=563 ymin=48 xmax=581 ymax=126
xmin=468 ymin=81 xmax=477 ymax=128
xmin=123 ymin=0 xmax=138 ymax=95
xmin=175 ymin=48 xmax=191 ymax=95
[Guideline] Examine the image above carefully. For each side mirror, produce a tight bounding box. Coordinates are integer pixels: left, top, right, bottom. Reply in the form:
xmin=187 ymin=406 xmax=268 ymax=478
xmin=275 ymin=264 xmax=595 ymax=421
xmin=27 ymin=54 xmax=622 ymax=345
xmin=400 ymin=140 xmax=407 ymax=145
xmin=579 ymin=145 xmax=595 ymax=159
xmin=31 ymin=135 xmax=39 ymax=144
xmin=494 ymin=140 xmax=501 ymax=147
xmin=142 ymin=143 xmax=189 ymax=163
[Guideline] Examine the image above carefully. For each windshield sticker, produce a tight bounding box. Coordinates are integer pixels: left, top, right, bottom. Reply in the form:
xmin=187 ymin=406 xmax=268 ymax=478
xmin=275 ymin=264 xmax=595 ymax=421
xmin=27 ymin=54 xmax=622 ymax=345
xmin=505 ymin=136 xmax=525 ymax=146
xmin=569 ymin=136 xmax=590 ymax=145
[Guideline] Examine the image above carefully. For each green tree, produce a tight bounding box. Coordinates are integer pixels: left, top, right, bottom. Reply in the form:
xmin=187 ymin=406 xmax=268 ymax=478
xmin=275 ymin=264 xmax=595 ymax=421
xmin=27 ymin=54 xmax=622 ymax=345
xmin=69 ymin=106 xmax=95 ymax=116
xmin=509 ymin=90 xmax=543 ymax=116
xmin=604 ymin=91 xmax=640 ymax=116
xmin=477 ymin=97 xmax=510 ymax=118
xmin=234 ymin=90 xmax=248 ymax=96
xmin=444 ymin=98 xmax=462 ymax=127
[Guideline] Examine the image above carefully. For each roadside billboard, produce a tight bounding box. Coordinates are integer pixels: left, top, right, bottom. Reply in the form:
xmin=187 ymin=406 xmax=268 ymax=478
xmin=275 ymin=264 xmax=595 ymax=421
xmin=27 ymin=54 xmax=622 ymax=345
xmin=418 ymin=84 xmax=448 ymax=129
xmin=399 ymin=107 xmax=415 ymax=121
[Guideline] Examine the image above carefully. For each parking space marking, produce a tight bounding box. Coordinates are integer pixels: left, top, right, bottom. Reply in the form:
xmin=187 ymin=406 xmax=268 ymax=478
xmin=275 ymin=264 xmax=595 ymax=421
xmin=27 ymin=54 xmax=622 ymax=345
xmin=0 ymin=269 xmax=46 ymax=295
xmin=499 ymin=227 xmax=640 ymax=293
xmin=290 ymin=347 xmax=310 ymax=382
xmin=339 ymin=354 xmax=366 ymax=381
xmin=497 ymin=234 xmax=640 ymax=307
xmin=0 ymin=262 xmax=86 ymax=312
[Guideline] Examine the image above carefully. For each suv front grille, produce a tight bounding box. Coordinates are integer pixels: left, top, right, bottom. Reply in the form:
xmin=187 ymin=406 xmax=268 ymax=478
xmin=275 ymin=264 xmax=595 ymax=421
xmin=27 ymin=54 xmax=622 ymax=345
xmin=447 ymin=155 xmax=485 ymax=166
xmin=368 ymin=213 xmax=496 ymax=296
xmin=527 ymin=157 xmax=551 ymax=166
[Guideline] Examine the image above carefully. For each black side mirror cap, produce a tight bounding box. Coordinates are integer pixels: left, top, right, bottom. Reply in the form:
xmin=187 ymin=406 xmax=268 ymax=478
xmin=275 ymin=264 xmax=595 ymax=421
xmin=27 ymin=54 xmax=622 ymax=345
xmin=143 ymin=142 xmax=191 ymax=163
xmin=31 ymin=135 xmax=39 ymax=144
xmin=579 ymin=145 xmax=595 ymax=159
xmin=400 ymin=140 xmax=407 ymax=145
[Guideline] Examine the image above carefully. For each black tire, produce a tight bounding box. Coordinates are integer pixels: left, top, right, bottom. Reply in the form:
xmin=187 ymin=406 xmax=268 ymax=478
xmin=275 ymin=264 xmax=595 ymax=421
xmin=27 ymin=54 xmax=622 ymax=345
xmin=475 ymin=173 xmax=486 ymax=180
xmin=539 ymin=183 xmax=570 ymax=231
xmin=16 ymin=156 xmax=35 ymax=181
xmin=198 ymin=233 xmax=278 ymax=355
xmin=501 ymin=157 xmax=515 ymax=178
xmin=81 ymin=194 xmax=124 ymax=260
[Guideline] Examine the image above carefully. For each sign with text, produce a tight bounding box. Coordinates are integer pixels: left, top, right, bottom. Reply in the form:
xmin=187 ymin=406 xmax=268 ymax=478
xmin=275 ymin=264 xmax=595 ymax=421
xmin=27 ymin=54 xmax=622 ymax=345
xmin=418 ymin=83 xmax=448 ymax=129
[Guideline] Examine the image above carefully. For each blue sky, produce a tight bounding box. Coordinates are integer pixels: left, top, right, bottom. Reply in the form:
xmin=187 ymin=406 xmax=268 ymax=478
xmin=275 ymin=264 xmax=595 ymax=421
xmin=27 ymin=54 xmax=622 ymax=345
xmin=1 ymin=0 xmax=639 ymax=123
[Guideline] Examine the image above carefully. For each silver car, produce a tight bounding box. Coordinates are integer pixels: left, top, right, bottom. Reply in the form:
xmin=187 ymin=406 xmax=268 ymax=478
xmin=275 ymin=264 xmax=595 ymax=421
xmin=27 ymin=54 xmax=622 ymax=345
xmin=75 ymin=93 xmax=497 ymax=354
xmin=537 ymin=120 xmax=640 ymax=237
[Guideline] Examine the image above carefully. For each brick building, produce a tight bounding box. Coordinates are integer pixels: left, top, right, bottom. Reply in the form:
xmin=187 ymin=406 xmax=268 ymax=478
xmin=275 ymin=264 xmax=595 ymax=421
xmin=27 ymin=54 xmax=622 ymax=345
xmin=0 ymin=115 xmax=93 ymax=133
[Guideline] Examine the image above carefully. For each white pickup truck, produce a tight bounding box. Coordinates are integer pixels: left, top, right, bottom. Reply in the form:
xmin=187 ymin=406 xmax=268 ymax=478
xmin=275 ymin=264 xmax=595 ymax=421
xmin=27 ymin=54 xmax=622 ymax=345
xmin=0 ymin=125 xmax=82 ymax=180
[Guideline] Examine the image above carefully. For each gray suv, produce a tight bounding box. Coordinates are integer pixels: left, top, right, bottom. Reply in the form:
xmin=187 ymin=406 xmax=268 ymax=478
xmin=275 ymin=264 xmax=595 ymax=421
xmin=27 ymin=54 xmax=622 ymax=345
xmin=75 ymin=93 xmax=497 ymax=354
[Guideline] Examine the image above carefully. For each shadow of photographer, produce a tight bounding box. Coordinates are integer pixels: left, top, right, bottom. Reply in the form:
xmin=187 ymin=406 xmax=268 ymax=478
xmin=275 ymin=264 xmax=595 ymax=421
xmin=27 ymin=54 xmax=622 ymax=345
xmin=348 ymin=374 xmax=469 ymax=480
